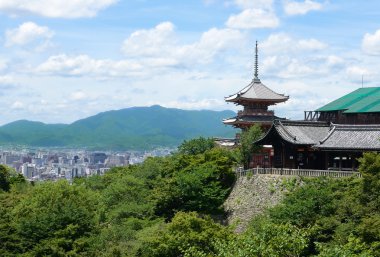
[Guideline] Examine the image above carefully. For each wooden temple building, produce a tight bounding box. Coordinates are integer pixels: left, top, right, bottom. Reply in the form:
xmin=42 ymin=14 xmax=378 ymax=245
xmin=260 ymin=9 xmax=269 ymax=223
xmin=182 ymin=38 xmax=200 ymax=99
xmin=255 ymin=120 xmax=380 ymax=170
xmin=254 ymin=87 xmax=380 ymax=171
xmin=223 ymin=41 xmax=288 ymax=131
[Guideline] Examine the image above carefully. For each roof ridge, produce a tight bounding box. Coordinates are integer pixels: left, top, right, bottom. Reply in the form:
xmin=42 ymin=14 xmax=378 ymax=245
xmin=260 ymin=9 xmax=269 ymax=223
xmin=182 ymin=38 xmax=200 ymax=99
xmin=319 ymin=124 xmax=336 ymax=144
xmin=334 ymin=123 xmax=380 ymax=127
xmin=254 ymin=81 xmax=287 ymax=97
xmin=277 ymin=120 xmax=297 ymax=141
xmin=334 ymin=123 xmax=380 ymax=130
xmin=280 ymin=120 xmax=328 ymax=127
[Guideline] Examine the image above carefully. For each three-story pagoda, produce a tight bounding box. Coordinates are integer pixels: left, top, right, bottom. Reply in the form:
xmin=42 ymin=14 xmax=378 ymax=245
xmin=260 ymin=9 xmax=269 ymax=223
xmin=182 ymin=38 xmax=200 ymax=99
xmin=223 ymin=41 xmax=289 ymax=130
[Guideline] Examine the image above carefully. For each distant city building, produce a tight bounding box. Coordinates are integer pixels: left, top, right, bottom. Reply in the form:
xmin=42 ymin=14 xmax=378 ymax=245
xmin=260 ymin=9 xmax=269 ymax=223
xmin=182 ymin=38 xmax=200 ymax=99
xmin=90 ymin=153 xmax=107 ymax=164
xmin=22 ymin=163 xmax=36 ymax=179
xmin=4 ymin=154 xmax=21 ymax=165
xmin=105 ymin=155 xmax=127 ymax=167
xmin=0 ymin=148 xmax=172 ymax=182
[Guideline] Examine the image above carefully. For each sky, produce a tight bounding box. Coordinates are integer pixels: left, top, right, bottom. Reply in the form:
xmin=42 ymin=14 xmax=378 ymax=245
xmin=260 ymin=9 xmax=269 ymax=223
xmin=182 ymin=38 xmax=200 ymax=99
xmin=0 ymin=0 xmax=380 ymax=125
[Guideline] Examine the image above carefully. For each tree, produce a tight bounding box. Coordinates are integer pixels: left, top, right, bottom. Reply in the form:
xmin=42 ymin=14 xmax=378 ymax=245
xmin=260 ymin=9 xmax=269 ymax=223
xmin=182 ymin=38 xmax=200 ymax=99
xmin=212 ymin=219 xmax=309 ymax=257
xmin=11 ymin=180 xmax=99 ymax=255
xmin=0 ymin=165 xmax=10 ymax=192
xmin=0 ymin=165 xmax=26 ymax=192
xmin=138 ymin=212 xmax=232 ymax=257
xmin=239 ymin=125 xmax=263 ymax=168
xmin=358 ymin=152 xmax=380 ymax=211
xmin=178 ymin=137 xmax=215 ymax=155
xmin=152 ymin=148 xmax=235 ymax=218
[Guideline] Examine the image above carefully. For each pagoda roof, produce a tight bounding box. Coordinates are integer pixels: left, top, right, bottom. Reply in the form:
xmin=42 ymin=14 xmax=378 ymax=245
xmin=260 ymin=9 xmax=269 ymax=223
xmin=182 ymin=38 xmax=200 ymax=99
xmin=223 ymin=115 xmax=284 ymax=125
xmin=225 ymin=80 xmax=289 ymax=104
xmin=316 ymin=87 xmax=380 ymax=113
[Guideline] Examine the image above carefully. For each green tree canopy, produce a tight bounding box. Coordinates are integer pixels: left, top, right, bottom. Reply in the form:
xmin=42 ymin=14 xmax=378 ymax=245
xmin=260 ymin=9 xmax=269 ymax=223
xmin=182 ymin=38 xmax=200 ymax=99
xmin=138 ymin=212 xmax=232 ymax=257
xmin=11 ymin=180 xmax=99 ymax=256
xmin=178 ymin=137 xmax=216 ymax=155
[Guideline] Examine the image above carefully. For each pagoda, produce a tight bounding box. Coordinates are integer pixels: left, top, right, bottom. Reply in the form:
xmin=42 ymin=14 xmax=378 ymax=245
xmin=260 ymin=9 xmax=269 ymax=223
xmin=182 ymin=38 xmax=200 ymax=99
xmin=223 ymin=41 xmax=289 ymax=130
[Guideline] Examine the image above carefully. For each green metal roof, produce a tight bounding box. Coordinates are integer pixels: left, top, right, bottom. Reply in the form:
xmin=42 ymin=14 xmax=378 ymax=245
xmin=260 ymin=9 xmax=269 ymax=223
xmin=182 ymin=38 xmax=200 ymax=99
xmin=316 ymin=87 xmax=380 ymax=113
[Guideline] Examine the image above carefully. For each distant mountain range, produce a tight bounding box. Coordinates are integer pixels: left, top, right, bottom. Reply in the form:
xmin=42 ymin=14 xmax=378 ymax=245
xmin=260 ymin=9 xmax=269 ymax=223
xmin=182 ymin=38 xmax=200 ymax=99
xmin=0 ymin=105 xmax=236 ymax=150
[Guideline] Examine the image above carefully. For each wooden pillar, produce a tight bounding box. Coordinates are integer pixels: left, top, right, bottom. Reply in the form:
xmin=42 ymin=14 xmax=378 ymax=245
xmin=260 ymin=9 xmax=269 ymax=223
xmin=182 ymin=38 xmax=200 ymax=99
xmin=281 ymin=142 xmax=285 ymax=169
xmin=339 ymin=153 xmax=342 ymax=171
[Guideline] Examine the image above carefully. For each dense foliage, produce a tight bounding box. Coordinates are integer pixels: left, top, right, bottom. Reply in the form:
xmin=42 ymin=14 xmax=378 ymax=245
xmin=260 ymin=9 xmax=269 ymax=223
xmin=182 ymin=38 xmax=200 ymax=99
xmin=0 ymin=138 xmax=236 ymax=256
xmin=2 ymin=141 xmax=380 ymax=256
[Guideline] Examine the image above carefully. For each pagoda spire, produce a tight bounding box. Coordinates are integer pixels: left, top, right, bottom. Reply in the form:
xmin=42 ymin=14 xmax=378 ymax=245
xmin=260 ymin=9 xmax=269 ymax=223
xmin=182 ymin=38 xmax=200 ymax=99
xmin=253 ymin=40 xmax=260 ymax=83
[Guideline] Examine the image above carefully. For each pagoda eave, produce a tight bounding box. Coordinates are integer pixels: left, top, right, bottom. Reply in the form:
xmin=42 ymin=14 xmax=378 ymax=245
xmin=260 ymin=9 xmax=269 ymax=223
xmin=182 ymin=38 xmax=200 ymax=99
xmin=225 ymin=97 xmax=289 ymax=105
xmin=223 ymin=119 xmax=273 ymax=127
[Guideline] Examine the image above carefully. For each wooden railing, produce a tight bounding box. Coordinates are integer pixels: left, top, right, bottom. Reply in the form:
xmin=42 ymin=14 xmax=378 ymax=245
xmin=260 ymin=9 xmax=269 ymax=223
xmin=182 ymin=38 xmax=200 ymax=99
xmin=237 ymin=110 xmax=274 ymax=116
xmin=236 ymin=167 xmax=361 ymax=178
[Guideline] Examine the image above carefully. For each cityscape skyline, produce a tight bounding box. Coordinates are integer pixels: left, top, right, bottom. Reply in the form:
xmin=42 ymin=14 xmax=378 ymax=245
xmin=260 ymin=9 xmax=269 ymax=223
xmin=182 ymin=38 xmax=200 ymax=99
xmin=0 ymin=146 xmax=172 ymax=181
xmin=0 ymin=1 xmax=380 ymax=125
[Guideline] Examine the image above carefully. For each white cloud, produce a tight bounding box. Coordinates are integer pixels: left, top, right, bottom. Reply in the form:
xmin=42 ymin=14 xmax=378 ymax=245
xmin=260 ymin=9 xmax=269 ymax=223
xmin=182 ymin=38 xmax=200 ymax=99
xmin=259 ymin=33 xmax=334 ymax=79
xmin=233 ymin=0 xmax=274 ymax=9
xmin=226 ymin=0 xmax=279 ymax=29
xmin=11 ymin=101 xmax=24 ymax=110
xmin=36 ymin=54 xmax=144 ymax=77
xmin=155 ymin=98 xmax=226 ymax=110
xmin=362 ymin=29 xmax=380 ymax=55
xmin=226 ymin=8 xmax=279 ymax=29
xmin=188 ymin=27 xmax=244 ymax=63
xmin=0 ymin=75 xmax=14 ymax=85
xmin=263 ymin=56 xmax=317 ymax=78
xmin=0 ymin=60 xmax=7 ymax=71
xmin=297 ymin=38 xmax=327 ymax=50
xmin=261 ymin=33 xmax=327 ymax=54
xmin=36 ymin=22 xmax=245 ymax=78
xmin=122 ymin=22 xmax=244 ymax=66
xmin=346 ymin=66 xmax=370 ymax=77
xmin=70 ymin=91 xmax=87 ymax=101
xmin=122 ymin=22 xmax=177 ymax=58
xmin=284 ymin=0 xmax=323 ymax=16
xmin=0 ymin=0 xmax=117 ymax=18
xmin=5 ymin=22 xmax=54 ymax=47
xmin=326 ymin=55 xmax=344 ymax=67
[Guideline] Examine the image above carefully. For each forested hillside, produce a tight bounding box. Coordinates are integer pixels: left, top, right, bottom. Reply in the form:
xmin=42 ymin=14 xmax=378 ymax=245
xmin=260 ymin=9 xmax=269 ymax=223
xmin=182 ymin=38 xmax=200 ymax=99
xmin=0 ymin=105 xmax=236 ymax=150
xmin=1 ymin=138 xmax=380 ymax=256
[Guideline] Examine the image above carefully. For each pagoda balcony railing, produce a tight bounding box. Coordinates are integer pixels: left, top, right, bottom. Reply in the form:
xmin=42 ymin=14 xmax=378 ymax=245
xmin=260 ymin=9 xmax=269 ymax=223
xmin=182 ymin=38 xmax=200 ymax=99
xmin=238 ymin=110 xmax=274 ymax=117
xmin=235 ymin=167 xmax=361 ymax=178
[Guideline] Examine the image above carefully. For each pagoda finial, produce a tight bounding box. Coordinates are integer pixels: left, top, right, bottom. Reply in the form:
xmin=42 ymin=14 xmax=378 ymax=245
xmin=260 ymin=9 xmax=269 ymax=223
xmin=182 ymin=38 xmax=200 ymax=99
xmin=253 ymin=40 xmax=260 ymax=83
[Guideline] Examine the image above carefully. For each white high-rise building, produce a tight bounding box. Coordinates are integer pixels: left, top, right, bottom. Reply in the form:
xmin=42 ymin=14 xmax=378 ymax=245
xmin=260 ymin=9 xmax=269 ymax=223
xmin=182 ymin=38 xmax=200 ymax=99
xmin=22 ymin=163 xmax=36 ymax=179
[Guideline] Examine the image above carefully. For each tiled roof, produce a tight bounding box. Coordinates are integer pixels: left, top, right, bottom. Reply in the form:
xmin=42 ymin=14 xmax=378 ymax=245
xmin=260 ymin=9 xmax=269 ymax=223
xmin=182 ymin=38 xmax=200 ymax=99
xmin=272 ymin=120 xmax=330 ymax=145
xmin=225 ymin=80 xmax=288 ymax=103
xmin=256 ymin=120 xmax=380 ymax=151
xmin=315 ymin=124 xmax=380 ymax=150
xmin=223 ymin=115 xmax=281 ymax=125
xmin=316 ymin=87 xmax=380 ymax=113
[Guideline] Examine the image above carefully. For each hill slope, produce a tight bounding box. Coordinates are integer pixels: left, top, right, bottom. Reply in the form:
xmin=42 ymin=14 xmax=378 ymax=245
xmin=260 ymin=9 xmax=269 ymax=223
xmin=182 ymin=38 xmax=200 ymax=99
xmin=0 ymin=106 xmax=236 ymax=150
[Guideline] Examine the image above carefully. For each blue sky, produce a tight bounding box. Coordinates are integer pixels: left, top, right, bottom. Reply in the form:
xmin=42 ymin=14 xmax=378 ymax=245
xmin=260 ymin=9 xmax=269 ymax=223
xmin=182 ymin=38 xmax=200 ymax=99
xmin=0 ymin=0 xmax=380 ymax=124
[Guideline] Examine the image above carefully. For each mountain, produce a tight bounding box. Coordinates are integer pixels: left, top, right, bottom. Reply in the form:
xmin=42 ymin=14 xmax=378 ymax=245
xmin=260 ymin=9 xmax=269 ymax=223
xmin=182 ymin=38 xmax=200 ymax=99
xmin=0 ymin=105 xmax=237 ymax=150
